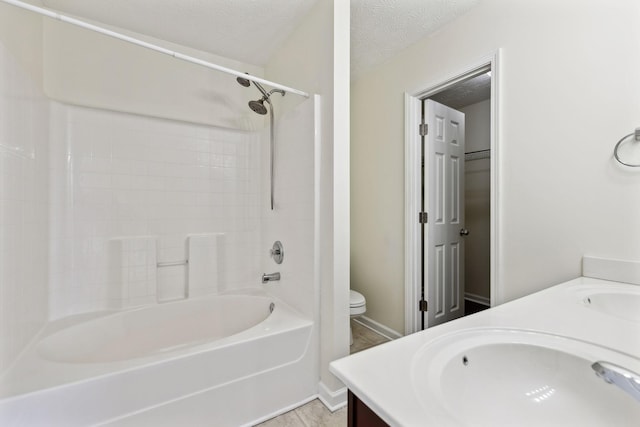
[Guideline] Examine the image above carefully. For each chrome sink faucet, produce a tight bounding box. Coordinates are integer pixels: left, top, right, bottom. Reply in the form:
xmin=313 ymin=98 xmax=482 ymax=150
xmin=262 ymin=272 xmax=281 ymax=283
xmin=592 ymin=361 xmax=640 ymax=401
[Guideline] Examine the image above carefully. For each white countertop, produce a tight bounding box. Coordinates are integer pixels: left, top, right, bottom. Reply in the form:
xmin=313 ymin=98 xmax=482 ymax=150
xmin=330 ymin=277 xmax=640 ymax=426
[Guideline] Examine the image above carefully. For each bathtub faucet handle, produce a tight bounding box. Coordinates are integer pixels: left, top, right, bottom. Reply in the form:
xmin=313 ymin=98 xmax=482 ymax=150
xmin=262 ymin=272 xmax=281 ymax=283
xmin=270 ymin=241 xmax=284 ymax=264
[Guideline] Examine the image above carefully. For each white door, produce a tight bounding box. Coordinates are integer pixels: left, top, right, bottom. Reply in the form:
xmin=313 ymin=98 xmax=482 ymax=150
xmin=424 ymin=100 xmax=466 ymax=328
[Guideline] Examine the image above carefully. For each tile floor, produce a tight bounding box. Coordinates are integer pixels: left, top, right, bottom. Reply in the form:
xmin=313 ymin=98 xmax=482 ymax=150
xmin=349 ymin=319 xmax=391 ymax=354
xmin=256 ymin=399 xmax=347 ymax=427
xmin=255 ymin=320 xmax=390 ymax=426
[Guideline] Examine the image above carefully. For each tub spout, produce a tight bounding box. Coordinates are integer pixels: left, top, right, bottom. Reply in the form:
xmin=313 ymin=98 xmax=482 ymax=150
xmin=262 ymin=272 xmax=281 ymax=283
xmin=592 ymin=361 xmax=640 ymax=401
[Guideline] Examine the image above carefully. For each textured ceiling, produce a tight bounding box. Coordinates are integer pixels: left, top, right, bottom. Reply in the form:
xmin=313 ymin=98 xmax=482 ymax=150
xmin=430 ymin=73 xmax=491 ymax=110
xmin=41 ymin=0 xmax=318 ymax=66
xmin=351 ymin=0 xmax=480 ymax=78
xmin=40 ymin=0 xmax=480 ymax=77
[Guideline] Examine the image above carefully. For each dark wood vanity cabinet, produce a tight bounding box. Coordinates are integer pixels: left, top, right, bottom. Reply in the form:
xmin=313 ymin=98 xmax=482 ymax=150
xmin=348 ymin=390 xmax=389 ymax=427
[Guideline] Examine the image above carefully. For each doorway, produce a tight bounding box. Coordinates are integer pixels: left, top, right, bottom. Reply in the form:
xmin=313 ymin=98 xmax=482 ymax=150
xmin=404 ymin=53 xmax=501 ymax=334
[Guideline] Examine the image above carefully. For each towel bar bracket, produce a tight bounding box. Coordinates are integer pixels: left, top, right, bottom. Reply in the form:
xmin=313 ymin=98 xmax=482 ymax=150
xmin=613 ymin=128 xmax=640 ymax=167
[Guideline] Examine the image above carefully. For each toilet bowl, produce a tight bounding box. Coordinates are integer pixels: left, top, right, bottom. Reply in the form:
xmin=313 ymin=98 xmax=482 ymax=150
xmin=350 ymin=290 xmax=367 ymax=345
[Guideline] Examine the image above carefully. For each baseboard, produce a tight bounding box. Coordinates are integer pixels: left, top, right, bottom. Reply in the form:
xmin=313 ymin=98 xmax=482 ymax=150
xmin=246 ymin=385 xmax=346 ymax=426
xmin=353 ymin=316 xmax=403 ymax=340
xmin=464 ymin=292 xmax=490 ymax=306
xmin=318 ymin=382 xmax=348 ymax=412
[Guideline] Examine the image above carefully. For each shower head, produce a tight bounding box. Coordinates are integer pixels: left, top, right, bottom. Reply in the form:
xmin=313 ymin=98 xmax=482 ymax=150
xmin=237 ymin=72 xmax=283 ymax=115
xmin=248 ymin=98 xmax=268 ymax=115
xmin=236 ymin=75 xmax=251 ymax=87
xmin=237 ymin=72 xmax=269 ymax=97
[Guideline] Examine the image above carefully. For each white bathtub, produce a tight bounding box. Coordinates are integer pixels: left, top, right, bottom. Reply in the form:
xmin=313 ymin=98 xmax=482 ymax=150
xmin=0 ymin=291 xmax=316 ymax=426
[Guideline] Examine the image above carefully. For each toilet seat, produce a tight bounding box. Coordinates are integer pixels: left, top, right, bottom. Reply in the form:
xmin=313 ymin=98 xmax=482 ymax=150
xmin=350 ymin=290 xmax=366 ymax=316
xmin=350 ymin=290 xmax=366 ymax=308
xmin=349 ymin=290 xmax=367 ymax=345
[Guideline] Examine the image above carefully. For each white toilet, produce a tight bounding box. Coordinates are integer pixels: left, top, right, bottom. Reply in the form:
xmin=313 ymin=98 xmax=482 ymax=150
xmin=349 ymin=290 xmax=367 ymax=345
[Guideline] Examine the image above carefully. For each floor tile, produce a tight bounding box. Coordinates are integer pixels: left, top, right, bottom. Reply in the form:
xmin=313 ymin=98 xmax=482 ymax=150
xmin=350 ymin=320 xmax=390 ymax=354
xmin=294 ymin=399 xmax=347 ymax=427
xmin=254 ymin=408 xmax=306 ymax=426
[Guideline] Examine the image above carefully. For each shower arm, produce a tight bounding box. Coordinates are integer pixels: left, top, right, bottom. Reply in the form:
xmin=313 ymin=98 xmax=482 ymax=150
xmin=253 ymin=81 xmax=270 ymax=99
xmin=254 ymin=83 xmax=285 ymax=103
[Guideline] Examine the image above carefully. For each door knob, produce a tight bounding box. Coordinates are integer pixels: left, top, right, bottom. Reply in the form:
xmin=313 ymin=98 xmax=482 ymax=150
xmin=460 ymin=228 xmax=470 ymax=236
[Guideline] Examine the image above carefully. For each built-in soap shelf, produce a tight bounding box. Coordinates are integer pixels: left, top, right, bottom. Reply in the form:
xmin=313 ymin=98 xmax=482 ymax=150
xmin=109 ymin=233 xmax=225 ymax=307
xmin=187 ymin=233 xmax=225 ymax=298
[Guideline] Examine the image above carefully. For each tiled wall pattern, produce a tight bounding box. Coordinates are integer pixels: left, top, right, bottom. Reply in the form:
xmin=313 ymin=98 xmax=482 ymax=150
xmin=0 ymin=43 xmax=50 ymax=373
xmin=49 ymin=103 xmax=262 ymax=319
xmin=0 ymin=60 xmax=317 ymax=374
xmin=108 ymin=236 xmax=157 ymax=308
xmin=0 ymin=5 xmax=318 ymax=377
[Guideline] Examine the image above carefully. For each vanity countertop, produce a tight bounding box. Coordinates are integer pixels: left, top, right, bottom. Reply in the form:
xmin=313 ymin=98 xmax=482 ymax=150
xmin=330 ymin=277 xmax=640 ymax=426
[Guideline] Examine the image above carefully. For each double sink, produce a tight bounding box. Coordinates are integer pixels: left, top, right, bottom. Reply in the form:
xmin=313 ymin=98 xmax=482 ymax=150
xmin=330 ymin=278 xmax=640 ymax=426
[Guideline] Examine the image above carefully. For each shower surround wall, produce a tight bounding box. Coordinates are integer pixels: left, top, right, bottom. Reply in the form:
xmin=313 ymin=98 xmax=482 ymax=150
xmin=1 ymin=6 xmax=324 ymax=414
xmin=48 ymin=103 xmax=263 ymax=318
xmin=261 ymin=96 xmax=318 ymax=321
xmin=0 ymin=5 xmax=49 ymax=374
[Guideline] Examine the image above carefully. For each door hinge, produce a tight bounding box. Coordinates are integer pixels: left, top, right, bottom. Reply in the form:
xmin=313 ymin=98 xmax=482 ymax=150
xmin=419 ymin=211 xmax=428 ymax=224
xmin=419 ymin=123 xmax=428 ymax=136
xmin=419 ymin=300 xmax=428 ymax=312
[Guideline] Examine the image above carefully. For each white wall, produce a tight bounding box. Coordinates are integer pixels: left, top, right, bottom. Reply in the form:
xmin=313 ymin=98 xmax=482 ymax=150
xmin=351 ymin=0 xmax=640 ymax=332
xmin=460 ymin=100 xmax=490 ymax=301
xmin=0 ymin=3 xmax=49 ymax=374
xmin=461 ymin=99 xmax=490 ymax=153
xmin=266 ymin=0 xmax=350 ymax=403
xmin=42 ymin=19 xmax=264 ymax=131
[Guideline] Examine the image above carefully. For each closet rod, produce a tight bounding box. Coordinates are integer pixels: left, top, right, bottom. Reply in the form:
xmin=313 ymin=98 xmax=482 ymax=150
xmin=1 ymin=0 xmax=309 ymax=98
xmin=465 ymin=149 xmax=491 ymax=161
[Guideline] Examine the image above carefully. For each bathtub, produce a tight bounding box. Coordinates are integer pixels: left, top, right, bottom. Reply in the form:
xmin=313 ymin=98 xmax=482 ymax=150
xmin=0 ymin=290 xmax=316 ymax=426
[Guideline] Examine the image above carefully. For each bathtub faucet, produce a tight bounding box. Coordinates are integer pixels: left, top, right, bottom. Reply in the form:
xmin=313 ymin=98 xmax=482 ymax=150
xmin=262 ymin=272 xmax=281 ymax=283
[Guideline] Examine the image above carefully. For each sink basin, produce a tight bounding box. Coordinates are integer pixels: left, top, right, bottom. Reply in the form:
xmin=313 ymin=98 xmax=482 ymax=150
xmin=579 ymin=287 xmax=640 ymax=322
xmin=412 ymin=329 xmax=640 ymax=426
